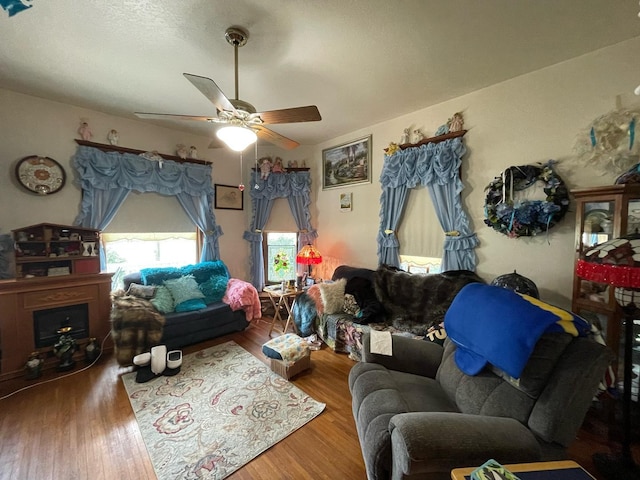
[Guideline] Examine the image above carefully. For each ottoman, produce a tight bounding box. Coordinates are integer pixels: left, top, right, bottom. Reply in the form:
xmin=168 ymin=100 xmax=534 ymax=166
xmin=262 ymin=333 xmax=311 ymax=380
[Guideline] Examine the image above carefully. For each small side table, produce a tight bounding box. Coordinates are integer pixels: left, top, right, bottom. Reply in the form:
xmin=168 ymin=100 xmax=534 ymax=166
xmin=263 ymin=285 xmax=303 ymax=336
xmin=451 ymin=460 xmax=596 ymax=480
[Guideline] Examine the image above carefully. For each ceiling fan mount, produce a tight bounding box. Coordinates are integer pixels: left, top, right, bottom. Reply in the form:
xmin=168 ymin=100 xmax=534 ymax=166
xmin=224 ymin=26 xmax=248 ymax=48
xmin=134 ymin=25 xmax=321 ymax=150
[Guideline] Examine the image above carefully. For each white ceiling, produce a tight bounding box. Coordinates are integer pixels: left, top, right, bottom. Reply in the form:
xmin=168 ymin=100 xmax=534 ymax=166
xmin=1 ymin=0 xmax=639 ymax=148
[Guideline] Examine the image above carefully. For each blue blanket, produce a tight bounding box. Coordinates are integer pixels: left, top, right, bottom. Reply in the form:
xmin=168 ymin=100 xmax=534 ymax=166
xmin=444 ymin=283 xmax=590 ymax=378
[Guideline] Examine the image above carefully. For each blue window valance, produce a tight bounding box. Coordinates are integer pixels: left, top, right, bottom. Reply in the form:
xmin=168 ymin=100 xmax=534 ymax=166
xmin=72 ymin=145 xmax=222 ymax=264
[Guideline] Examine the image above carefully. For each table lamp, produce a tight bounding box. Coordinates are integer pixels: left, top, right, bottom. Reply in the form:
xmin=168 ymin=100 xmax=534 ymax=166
xmin=296 ymin=244 xmax=322 ymax=280
xmin=575 ymin=232 xmax=640 ymax=479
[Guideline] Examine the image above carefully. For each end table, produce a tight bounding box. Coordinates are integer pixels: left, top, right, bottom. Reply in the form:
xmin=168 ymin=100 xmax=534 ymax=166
xmin=263 ymin=285 xmax=303 ymax=336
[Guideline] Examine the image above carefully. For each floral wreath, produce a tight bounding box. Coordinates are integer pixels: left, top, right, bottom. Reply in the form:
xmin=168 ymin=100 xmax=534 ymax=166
xmin=483 ymin=161 xmax=569 ymax=238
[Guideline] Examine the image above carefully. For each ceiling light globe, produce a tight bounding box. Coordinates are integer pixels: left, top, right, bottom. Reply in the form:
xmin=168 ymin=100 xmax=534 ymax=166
xmin=216 ymin=126 xmax=257 ymax=152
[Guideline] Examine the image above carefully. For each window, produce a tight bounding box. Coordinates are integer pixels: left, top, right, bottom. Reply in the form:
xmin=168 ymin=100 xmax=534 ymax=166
xmin=399 ymin=255 xmax=442 ymax=275
xmin=264 ymin=232 xmax=298 ymax=284
xmin=103 ymin=232 xmax=198 ymax=289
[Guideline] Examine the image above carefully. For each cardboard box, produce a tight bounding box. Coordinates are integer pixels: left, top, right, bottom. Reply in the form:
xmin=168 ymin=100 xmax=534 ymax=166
xmin=269 ymin=351 xmax=311 ymax=380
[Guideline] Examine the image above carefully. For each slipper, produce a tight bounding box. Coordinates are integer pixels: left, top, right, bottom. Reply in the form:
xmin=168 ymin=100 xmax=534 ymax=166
xmin=135 ymin=365 xmax=157 ymax=383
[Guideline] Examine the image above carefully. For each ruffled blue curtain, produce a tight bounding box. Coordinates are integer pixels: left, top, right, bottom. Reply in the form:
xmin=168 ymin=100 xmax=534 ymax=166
xmin=73 ymin=145 xmax=221 ymax=267
xmin=378 ymin=137 xmax=478 ymax=271
xmin=243 ymin=171 xmax=314 ymax=289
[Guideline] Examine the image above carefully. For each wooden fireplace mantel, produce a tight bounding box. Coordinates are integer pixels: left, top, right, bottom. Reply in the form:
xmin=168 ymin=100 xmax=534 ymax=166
xmin=0 ymin=273 xmax=113 ymax=381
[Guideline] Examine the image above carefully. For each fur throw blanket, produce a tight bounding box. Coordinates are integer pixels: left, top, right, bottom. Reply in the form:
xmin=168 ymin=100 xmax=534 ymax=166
xmin=373 ymin=265 xmax=484 ymax=335
xmin=110 ymin=290 xmax=165 ymax=366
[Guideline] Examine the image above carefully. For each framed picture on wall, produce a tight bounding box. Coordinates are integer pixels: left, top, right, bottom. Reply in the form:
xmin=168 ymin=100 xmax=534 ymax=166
xmin=340 ymin=192 xmax=352 ymax=211
xmin=322 ymin=135 xmax=372 ymax=190
xmin=214 ymin=184 xmax=243 ymax=210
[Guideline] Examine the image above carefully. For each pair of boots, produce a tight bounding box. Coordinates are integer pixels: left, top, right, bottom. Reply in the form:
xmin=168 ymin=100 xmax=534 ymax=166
xmin=133 ymin=345 xmax=182 ymax=383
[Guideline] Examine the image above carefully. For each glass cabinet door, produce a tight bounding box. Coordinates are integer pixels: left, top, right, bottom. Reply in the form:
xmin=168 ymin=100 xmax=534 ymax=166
xmin=626 ymin=198 xmax=640 ymax=235
xmin=581 ymin=201 xmax=614 ymax=249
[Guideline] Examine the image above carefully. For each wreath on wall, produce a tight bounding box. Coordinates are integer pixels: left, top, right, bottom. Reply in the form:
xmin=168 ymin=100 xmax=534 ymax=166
xmin=483 ymin=161 xmax=569 ymax=238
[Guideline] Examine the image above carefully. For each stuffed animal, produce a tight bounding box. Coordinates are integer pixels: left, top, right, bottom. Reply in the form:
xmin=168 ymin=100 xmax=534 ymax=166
xmin=272 ymin=157 xmax=284 ymax=173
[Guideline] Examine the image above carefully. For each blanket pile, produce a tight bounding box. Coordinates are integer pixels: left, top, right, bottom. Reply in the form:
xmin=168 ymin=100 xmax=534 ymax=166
xmin=110 ymin=291 xmax=165 ymax=365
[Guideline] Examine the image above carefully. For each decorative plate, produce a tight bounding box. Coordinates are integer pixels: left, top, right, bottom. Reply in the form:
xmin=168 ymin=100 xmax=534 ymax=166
xmin=583 ymin=209 xmax=611 ymax=233
xmin=15 ymin=155 xmax=66 ymax=195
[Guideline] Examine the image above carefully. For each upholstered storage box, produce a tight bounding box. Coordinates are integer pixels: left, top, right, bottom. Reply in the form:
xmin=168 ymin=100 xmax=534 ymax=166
xmin=269 ymin=351 xmax=311 ymax=380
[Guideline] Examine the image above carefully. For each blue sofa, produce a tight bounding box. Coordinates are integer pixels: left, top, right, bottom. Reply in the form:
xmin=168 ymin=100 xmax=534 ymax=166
xmin=111 ymin=261 xmax=250 ymax=365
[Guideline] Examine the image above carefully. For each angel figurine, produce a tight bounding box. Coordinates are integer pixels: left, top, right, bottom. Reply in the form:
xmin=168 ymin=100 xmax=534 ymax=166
xmin=447 ymin=112 xmax=464 ymax=132
xmin=107 ymin=129 xmax=119 ymax=145
xmin=400 ymin=128 xmax=410 ymax=144
xmin=176 ymin=144 xmax=188 ymax=159
xmin=412 ymin=129 xmax=424 ymax=144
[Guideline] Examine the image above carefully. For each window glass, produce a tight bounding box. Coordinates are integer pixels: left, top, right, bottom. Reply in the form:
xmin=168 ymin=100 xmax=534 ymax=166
xmin=399 ymin=255 xmax=442 ymax=274
xmin=265 ymin=232 xmax=297 ymax=284
xmin=103 ymin=232 xmax=197 ymax=289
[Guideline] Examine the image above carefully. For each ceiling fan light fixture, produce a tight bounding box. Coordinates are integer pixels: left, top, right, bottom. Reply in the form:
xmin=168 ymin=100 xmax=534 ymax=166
xmin=216 ymin=125 xmax=257 ymax=152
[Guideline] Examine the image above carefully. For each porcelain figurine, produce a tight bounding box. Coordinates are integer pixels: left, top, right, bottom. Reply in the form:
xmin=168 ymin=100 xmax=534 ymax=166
xmin=400 ymin=127 xmax=410 ymax=144
xmin=272 ymin=157 xmax=284 ymax=173
xmin=189 ymin=146 xmax=198 ymax=159
xmin=259 ymin=157 xmax=272 ymax=180
xmin=78 ymin=121 xmax=92 ymax=141
xmin=176 ymin=144 xmax=188 ymax=159
xmin=107 ymin=129 xmax=119 ymax=145
xmin=412 ymin=129 xmax=424 ymax=144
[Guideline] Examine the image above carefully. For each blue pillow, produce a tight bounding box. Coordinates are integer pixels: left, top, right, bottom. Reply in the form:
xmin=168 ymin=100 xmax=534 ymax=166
xmin=174 ymin=298 xmax=207 ymax=312
xmin=141 ymin=267 xmax=182 ymax=286
xmin=181 ymin=261 xmax=229 ymax=284
xmin=199 ymin=275 xmax=229 ymax=304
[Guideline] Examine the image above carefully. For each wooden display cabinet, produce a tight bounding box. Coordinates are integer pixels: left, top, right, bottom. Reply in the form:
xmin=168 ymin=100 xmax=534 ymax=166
xmin=12 ymin=223 xmax=100 ymax=279
xmin=571 ymin=184 xmax=640 ymax=373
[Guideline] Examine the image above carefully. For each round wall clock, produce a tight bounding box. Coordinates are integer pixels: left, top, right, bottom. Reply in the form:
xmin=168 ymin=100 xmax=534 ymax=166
xmin=15 ymin=155 xmax=66 ymax=195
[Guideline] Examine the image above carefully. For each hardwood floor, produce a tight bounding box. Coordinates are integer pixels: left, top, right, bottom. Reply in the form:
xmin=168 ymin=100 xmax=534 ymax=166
xmin=0 ymin=318 xmax=636 ymax=480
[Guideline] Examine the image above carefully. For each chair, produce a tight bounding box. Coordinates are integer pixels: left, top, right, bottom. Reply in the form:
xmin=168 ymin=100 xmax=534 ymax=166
xmin=348 ymin=330 xmax=612 ymax=480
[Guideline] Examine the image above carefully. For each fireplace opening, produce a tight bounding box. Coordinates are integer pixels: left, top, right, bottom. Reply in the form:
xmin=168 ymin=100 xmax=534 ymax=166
xmin=33 ymin=303 xmax=89 ymax=348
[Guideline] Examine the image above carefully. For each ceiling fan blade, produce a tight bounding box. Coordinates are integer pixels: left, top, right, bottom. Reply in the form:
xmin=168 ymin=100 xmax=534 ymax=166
xmin=208 ymin=137 xmax=225 ymax=149
xmin=183 ymin=73 xmax=237 ymax=114
xmin=254 ymin=125 xmax=299 ymax=150
xmin=135 ymin=112 xmax=215 ymax=122
xmin=258 ymin=105 xmax=321 ymax=124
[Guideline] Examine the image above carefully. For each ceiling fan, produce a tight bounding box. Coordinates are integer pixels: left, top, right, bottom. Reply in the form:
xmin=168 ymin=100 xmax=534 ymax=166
xmin=134 ymin=26 xmax=321 ymax=151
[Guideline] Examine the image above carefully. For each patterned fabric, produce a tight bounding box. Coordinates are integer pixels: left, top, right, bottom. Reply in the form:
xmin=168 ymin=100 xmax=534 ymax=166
xmin=316 ymin=313 xmax=421 ymax=362
xmin=163 ymin=275 xmax=205 ymax=306
xmin=122 ymin=341 xmax=325 ymax=480
xmin=262 ymin=333 xmax=309 ymax=365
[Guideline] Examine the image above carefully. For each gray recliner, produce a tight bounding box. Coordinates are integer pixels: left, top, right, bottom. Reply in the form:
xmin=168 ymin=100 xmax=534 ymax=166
xmin=348 ymin=332 xmax=612 ymax=480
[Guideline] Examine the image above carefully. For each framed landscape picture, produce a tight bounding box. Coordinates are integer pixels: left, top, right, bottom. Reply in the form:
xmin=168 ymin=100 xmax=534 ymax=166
xmin=214 ymin=184 xmax=243 ymax=210
xmin=322 ymin=135 xmax=371 ymax=190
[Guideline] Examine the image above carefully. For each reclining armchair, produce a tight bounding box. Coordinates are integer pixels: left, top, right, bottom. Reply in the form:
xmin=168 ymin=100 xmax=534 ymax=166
xmin=349 ymin=331 xmax=612 ymax=480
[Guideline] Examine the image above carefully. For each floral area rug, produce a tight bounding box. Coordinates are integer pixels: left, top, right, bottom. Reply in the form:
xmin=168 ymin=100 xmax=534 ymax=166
xmin=122 ymin=341 xmax=325 ymax=480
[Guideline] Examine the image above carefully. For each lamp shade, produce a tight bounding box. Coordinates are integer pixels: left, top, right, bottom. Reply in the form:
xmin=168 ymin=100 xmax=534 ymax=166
xmin=296 ymin=244 xmax=322 ymax=265
xmin=575 ymin=233 xmax=640 ymax=289
xmin=216 ymin=125 xmax=257 ymax=152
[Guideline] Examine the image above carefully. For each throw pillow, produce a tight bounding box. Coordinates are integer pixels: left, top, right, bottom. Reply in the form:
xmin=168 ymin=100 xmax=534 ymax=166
xmin=174 ymin=297 xmax=207 ymax=313
xmin=424 ymin=324 xmax=447 ymax=346
xmin=127 ymin=283 xmax=156 ymax=299
xmin=181 ymin=261 xmax=230 ymax=284
xmin=319 ymin=278 xmax=346 ymax=314
xmin=306 ymin=284 xmax=324 ymax=315
xmin=199 ymin=274 xmax=229 ymax=304
xmin=163 ymin=275 xmax=205 ymax=306
xmin=150 ymin=285 xmax=175 ymax=314
xmin=343 ymin=294 xmax=361 ymax=316
xmin=140 ymin=266 xmax=182 ymax=286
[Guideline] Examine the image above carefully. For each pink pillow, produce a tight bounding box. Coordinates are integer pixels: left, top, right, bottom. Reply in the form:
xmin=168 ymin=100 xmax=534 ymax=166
xmin=306 ymin=284 xmax=324 ymax=315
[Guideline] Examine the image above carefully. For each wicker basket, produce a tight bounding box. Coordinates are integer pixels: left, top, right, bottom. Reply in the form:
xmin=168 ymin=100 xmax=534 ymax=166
xmin=269 ymin=352 xmax=311 ymax=380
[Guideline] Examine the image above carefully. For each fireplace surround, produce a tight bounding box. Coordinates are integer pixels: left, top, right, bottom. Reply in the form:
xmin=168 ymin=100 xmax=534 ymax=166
xmin=0 ymin=273 xmax=112 ymax=380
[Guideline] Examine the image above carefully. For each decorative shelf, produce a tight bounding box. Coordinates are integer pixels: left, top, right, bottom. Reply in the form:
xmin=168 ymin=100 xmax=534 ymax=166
xmin=385 ymin=129 xmax=467 ymax=153
xmin=74 ymin=140 xmax=208 ymax=165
